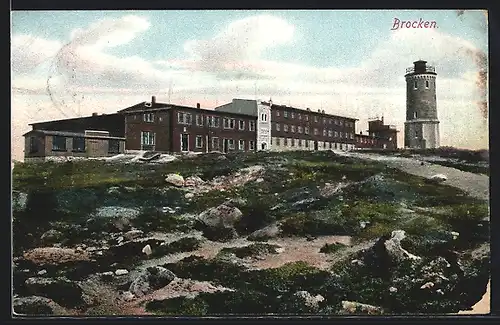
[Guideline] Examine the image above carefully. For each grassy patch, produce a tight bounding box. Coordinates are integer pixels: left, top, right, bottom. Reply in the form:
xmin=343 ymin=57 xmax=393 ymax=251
xmin=319 ymin=242 xmax=347 ymax=254
xmin=217 ymin=243 xmax=280 ymax=259
xmin=151 ymin=237 xmax=203 ymax=258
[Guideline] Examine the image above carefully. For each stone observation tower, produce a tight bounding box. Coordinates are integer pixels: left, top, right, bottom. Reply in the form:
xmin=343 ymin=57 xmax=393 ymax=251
xmin=404 ymin=60 xmax=440 ymax=149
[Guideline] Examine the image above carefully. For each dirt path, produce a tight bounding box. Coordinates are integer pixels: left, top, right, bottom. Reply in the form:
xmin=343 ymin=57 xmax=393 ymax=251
xmin=341 ymin=152 xmax=489 ymax=202
xmin=340 ymin=151 xmax=491 ymax=314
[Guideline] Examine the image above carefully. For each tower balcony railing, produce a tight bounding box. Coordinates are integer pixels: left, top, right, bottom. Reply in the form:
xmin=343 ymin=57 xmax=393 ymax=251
xmin=405 ymin=66 xmax=436 ymax=74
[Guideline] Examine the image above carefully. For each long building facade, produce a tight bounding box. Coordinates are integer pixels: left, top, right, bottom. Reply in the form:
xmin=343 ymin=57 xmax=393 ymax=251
xmin=22 ymin=96 xmax=399 ymax=160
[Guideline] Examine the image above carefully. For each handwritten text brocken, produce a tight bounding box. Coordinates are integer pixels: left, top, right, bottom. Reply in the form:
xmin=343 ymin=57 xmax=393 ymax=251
xmin=391 ymin=18 xmax=437 ymax=30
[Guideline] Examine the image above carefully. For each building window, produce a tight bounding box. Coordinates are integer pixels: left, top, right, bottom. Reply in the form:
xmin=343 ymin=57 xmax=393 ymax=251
xmin=414 ymin=111 xmax=418 ymax=119
xmin=276 ymin=123 xmax=280 ymax=131
xmin=291 ymin=112 xmax=295 ymax=119
xmin=224 ymin=118 xmax=235 ymax=129
xmin=414 ymin=81 xmax=418 ymax=89
xmin=141 ymin=131 xmax=155 ymax=146
xmin=239 ymin=120 xmax=245 ymax=130
xmin=208 ymin=116 xmax=220 ymax=128
xmin=284 ymin=138 xmax=288 ymax=146
xmin=329 ymin=119 xmax=332 ymax=124
xmin=291 ymin=138 xmax=295 ymax=147
xmin=298 ymin=139 xmax=302 ymax=147
xmin=328 ymin=130 xmax=333 ymax=137
xmin=291 ymin=125 xmax=296 ymax=133
xmin=144 ymin=113 xmax=154 ymax=122
xmin=283 ymin=124 xmax=289 ymax=132
xmin=228 ymin=139 xmax=235 ymax=150
xmin=425 ymin=80 xmax=429 ymax=88
xmin=276 ymin=110 xmax=280 ymax=117
xmin=350 ymin=133 xmax=354 ymax=139
xmin=239 ymin=139 xmax=245 ymax=150
xmin=322 ymin=129 xmax=327 ymax=136
xmin=298 ymin=126 xmax=303 ymax=133
xmin=108 ymin=139 xmax=120 ymax=154
xmin=212 ymin=137 xmax=220 ymax=150
xmin=305 ymin=140 xmax=309 ymax=148
xmin=339 ymin=120 xmax=344 ymax=127
xmin=52 ymin=136 xmax=66 ymax=151
xmin=314 ymin=116 xmax=319 ymax=122
xmin=305 ymin=115 xmax=309 ymax=121
xmin=178 ymin=112 xmax=192 ymax=125
xmin=249 ymin=121 xmax=256 ymax=131
xmin=313 ymin=128 xmax=319 ymax=135
xmin=29 ymin=136 xmax=37 ymax=153
xmin=323 ymin=118 xmax=327 ymax=124
xmin=261 ymin=113 xmax=268 ymax=121
xmin=196 ymin=135 xmax=203 ymax=148
xmin=72 ymin=137 xmax=85 ymax=152
xmin=284 ymin=111 xmax=288 ymax=118
xmin=277 ymin=138 xmax=281 ymax=146
xmin=305 ymin=127 xmax=310 ymax=135
xmin=298 ymin=114 xmax=302 ymax=120
xmin=196 ymin=115 xmax=204 ymax=126
xmin=249 ymin=140 xmax=255 ymax=150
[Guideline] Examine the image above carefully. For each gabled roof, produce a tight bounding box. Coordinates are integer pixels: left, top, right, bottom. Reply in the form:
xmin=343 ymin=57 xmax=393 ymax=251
xmin=117 ymin=101 xmax=171 ymax=113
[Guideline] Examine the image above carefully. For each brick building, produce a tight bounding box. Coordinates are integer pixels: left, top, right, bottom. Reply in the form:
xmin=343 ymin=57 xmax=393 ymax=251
xmin=215 ymin=99 xmax=358 ymax=151
xmin=119 ymin=96 xmax=258 ymax=153
xmin=22 ymin=96 xmax=399 ymax=160
xmin=355 ymin=118 xmax=398 ymax=149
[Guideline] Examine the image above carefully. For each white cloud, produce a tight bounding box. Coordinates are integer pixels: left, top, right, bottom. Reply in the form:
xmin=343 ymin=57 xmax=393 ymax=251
xmin=11 ymin=34 xmax=62 ymax=74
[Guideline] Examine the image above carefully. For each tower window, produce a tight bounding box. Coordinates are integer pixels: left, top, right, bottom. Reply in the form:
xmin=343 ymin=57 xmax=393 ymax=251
xmin=413 ymin=111 xmax=418 ymax=119
xmin=425 ymin=80 xmax=429 ymax=88
xmin=413 ymin=81 xmax=417 ymax=89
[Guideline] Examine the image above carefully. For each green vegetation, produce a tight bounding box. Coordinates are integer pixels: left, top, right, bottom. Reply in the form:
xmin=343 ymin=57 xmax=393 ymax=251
xmin=319 ymin=242 xmax=347 ymax=254
xmin=217 ymin=243 xmax=280 ymax=259
xmin=151 ymin=237 xmax=203 ymax=258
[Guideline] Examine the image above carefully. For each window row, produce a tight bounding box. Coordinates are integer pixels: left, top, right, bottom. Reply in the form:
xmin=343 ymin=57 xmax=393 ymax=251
xmin=195 ymin=136 xmax=255 ymax=151
xmin=274 ymin=111 xmax=354 ymax=127
xmin=275 ymin=123 xmax=354 ymax=139
xmin=271 ymin=137 xmax=354 ymax=150
xmin=179 ymin=112 xmax=256 ymax=131
xmin=50 ymin=136 xmax=121 ymax=154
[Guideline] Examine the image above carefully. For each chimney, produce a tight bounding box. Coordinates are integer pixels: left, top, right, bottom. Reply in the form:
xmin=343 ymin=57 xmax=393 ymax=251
xmin=322 ymin=110 xmax=325 ymax=114
xmin=197 ymin=103 xmax=201 ymax=109
xmin=151 ymin=96 xmax=156 ymax=104
xmin=318 ymin=109 xmax=321 ymax=113
xmin=92 ymin=112 xmax=98 ymax=116
xmin=306 ymin=108 xmax=310 ymax=111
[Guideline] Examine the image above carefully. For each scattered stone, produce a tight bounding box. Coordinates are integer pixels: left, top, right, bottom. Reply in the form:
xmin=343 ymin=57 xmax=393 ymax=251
xmin=429 ymin=174 xmax=448 ymax=183
xmin=129 ymin=266 xmax=176 ymax=297
xmin=142 ymin=244 xmax=152 ymax=256
xmin=122 ymin=291 xmax=135 ymax=302
xmin=389 ymin=287 xmax=398 ymax=293
xmin=384 ymin=230 xmax=421 ymax=262
xmin=165 ymin=174 xmax=185 ymax=187
xmin=340 ymin=301 xmax=384 ymax=315
xmin=115 ymin=269 xmax=129 ymax=276
xmin=117 ymin=236 xmax=124 ymax=243
xmin=101 ymin=271 xmax=114 ymax=279
xmin=37 ymin=270 xmax=47 ymax=276
xmin=185 ymin=193 xmax=195 ymax=199
xmin=292 ymin=291 xmax=325 ymax=310
xmin=13 ymin=296 xmax=66 ymax=315
xmin=40 ymin=229 xmax=64 ymax=245
xmin=255 ymin=178 xmax=264 ymax=183
xmin=420 ymin=282 xmax=435 ymax=289
xmin=24 ymin=277 xmax=84 ymax=308
xmin=124 ymin=229 xmax=144 ymax=241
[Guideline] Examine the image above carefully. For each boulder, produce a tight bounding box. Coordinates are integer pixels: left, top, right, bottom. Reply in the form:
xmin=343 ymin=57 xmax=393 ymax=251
xmin=384 ymin=230 xmax=421 ymax=262
xmin=40 ymin=229 xmax=64 ymax=245
xmin=429 ymin=174 xmax=447 ymax=183
xmin=129 ymin=266 xmax=176 ymax=297
xmin=24 ymin=277 xmax=84 ymax=308
xmin=197 ymin=204 xmax=243 ymax=229
xmin=248 ymin=223 xmax=280 ymax=241
xmin=13 ymin=296 xmax=67 ymax=315
xmin=123 ymin=229 xmax=144 ymax=241
xmin=165 ymin=174 xmax=185 ymax=187
xmin=340 ymin=301 xmax=384 ymax=315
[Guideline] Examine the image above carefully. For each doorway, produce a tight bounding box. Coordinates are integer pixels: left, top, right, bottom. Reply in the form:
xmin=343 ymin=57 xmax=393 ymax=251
xmin=223 ymin=139 xmax=229 ymax=153
xmin=314 ymin=141 xmax=318 ymax=151
xmin=261 ymin=142 xmax=267 ymax=151
xmin=181 ymin=134 xmax=189 ymax=152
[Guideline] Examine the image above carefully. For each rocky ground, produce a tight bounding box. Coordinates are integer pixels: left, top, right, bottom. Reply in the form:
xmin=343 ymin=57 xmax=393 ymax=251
xmin=11 ymin=150 xmax=490 ymax=316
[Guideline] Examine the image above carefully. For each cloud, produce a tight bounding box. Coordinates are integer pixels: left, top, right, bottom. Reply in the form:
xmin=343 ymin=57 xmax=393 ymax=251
xmin=11 ymin=34 xmax=62 ymax=74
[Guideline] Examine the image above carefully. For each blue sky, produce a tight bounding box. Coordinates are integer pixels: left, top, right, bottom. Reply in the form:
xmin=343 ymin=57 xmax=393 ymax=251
xmin=11 ymin=10 xmax=489 ymax=159
xmin=12 ymin=10 xmax=487 ymax=67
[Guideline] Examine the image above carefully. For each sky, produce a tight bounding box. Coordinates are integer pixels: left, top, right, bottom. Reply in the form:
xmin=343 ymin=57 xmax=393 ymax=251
xmin=11 ymin=10 xmax=489 ymax=160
